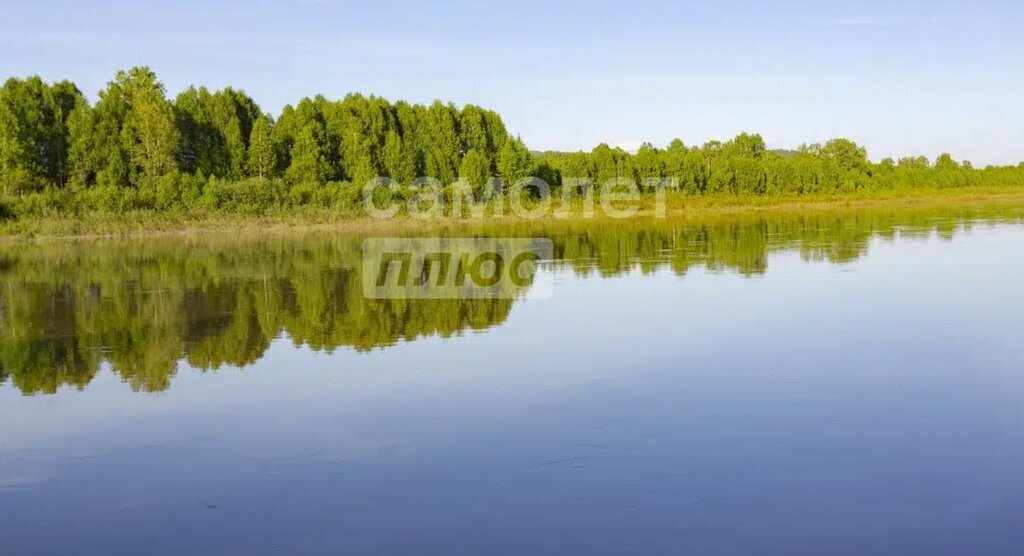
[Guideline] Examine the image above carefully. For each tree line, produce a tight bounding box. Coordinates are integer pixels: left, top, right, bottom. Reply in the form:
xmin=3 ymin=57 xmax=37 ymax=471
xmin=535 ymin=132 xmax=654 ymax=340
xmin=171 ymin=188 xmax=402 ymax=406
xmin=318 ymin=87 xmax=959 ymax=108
xmin=535 ymin=136 xmax=1024 ymax=197
xmin=1 ymin=67 xmax=1023 ymax=218
xmin=0 ymin=67 xmax=531 ymax=215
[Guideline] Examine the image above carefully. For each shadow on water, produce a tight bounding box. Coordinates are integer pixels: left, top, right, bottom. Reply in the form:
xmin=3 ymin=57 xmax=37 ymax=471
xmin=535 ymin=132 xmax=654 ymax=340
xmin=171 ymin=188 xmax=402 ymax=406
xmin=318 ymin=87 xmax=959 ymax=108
xmin=2 ymin=201 xmax=1022 ymax=395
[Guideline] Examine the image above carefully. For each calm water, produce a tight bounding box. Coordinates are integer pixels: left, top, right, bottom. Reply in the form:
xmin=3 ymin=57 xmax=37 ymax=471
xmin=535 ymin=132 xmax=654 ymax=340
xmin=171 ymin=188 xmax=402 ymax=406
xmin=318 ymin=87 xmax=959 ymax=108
xmin=3 ymin=203 xmax=1024 ymax=555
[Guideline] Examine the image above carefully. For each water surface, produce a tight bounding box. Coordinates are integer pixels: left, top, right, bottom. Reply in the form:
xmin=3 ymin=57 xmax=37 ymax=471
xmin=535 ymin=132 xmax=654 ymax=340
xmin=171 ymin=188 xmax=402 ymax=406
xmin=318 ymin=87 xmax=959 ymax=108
xmin=3 ymin=203 xmax=1024 ymax=555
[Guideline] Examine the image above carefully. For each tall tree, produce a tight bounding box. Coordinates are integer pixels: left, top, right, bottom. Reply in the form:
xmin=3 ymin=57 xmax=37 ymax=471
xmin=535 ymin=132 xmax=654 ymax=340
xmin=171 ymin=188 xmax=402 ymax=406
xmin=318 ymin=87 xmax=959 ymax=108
xmin=496 ymin=137 xmax=534 ymax=187
xmin=633 ymin=142 xmax=663 ymax=182
xmin=423 ymin=101 xmax=461 ymax=184
xmin=821 ymin=138 xmax=868 ymax=172
xmin=459 ymin=105 xmax=491 ymax=154
xmin=71 ymin=67 xmax=180 ymax=189
xmin=0 ymin=77 xmax=83 ymax=192
xmin=175 ymin=86 xmax=261 ymax=179
xmin=65 ymin=99 xmax=96 ymax=187
xmin=274 ymin=98 xmax=332 ymax=182
xmin=246 ymin=115 xmax=276 ymax=179
xmin=129 ymin=74 xmax=181 ymax=187
xmin=590 ymin=143 xmax=622 ymax=185
xmin=459 ymin=148 xmax=492 ymax=194
xmin=381 ymin=130 xmax=415 ymax=184
xmin=285 ymin=123 xmax=331 ymax=184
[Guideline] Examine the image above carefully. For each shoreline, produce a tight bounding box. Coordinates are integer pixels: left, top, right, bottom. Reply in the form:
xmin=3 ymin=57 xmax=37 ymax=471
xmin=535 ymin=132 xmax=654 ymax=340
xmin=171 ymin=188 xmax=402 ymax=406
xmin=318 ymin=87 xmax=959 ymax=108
xmin=3 ymin=187 xmax=1024 ymax=242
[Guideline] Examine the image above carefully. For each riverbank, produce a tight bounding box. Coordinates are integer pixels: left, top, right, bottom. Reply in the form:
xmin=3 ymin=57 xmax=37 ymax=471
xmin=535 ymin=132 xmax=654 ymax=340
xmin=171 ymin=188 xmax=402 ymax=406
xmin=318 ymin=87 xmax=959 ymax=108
xmin=3 ymin=186 xmax=1024 ymax=240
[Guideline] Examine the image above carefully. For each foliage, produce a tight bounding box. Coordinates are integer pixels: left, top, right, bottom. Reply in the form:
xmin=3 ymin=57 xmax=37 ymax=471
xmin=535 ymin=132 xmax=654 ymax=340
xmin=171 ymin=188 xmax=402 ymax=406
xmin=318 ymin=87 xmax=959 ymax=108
xmin=0 ymin=68 xmax=1022 ymax=221
xmin=245 ymin=115 xmax=276 ymax=179
xmin=0 ymin=76 xmax=82 ymax=193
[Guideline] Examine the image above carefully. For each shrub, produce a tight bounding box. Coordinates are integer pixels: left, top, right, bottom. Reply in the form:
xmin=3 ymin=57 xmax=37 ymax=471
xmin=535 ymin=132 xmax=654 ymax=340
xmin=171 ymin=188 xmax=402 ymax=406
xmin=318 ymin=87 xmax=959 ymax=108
xmin=80 ymin=185 xmax=137 ymax=213
xmin=0 ymin=199 xmax=15 ymax=221
xmin=199 ymin=177 xmax=285 ymax=214
xmin=287 ymin=181 xmax=317 ymax=208
xmin=155 ymin=173 xmax=182 ymax=211
xmin=11 ymin=188 xmax=73 ymax=217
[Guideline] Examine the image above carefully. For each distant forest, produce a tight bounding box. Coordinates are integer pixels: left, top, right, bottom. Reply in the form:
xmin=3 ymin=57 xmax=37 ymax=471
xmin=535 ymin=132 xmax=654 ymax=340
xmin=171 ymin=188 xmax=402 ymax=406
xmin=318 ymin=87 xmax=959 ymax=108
xmin=1 ymin=67 xmax=1023 ymax=217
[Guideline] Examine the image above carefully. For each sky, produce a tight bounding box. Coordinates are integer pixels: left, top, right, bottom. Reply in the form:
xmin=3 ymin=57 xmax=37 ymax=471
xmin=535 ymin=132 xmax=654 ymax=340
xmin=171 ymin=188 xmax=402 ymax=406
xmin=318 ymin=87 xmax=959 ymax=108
xmin=1 ymin=0 xmax=1022 ymax=165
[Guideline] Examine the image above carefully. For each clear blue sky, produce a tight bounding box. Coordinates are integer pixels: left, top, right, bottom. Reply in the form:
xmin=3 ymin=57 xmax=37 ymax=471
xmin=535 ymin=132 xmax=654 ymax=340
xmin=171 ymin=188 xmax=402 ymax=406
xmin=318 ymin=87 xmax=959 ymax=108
xmin=2 ymin=0 xmax=1022 ymax=165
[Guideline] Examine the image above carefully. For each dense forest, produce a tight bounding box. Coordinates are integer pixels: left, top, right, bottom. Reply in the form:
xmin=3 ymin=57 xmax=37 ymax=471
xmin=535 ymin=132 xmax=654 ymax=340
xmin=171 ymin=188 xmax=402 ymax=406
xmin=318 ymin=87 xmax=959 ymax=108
xmin=3 ymin=203 xmax=1023 ymax=395
xmin=2 ymin=68 xmax=1023 ymax=221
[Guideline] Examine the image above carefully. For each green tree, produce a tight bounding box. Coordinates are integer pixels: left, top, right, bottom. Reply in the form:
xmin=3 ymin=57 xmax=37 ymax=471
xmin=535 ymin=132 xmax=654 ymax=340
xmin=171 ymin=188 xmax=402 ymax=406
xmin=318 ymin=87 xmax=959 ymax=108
xmin=175 ymin=86 xmax=261 ymax=179
xmin=129 ymin=74 xmax=181 ymax=187
xmin=246 ymin=115 xmax=276 ymax=178
xmin=497 ymin=137 xmax=533 ymax=186
xmin=381 ymin=130 xmax=415 ymax=184
xmin=935 ymin=153 xmax=959 ymax=171
xmin=633 ymin=142 xmax=663 ymax=182
xmin=286 ymin=123 xmax=331 ymax=184
xmin=274 ymin=98 xmax=337 ymax=182
xmin=821 ymin=138 xmax=868 ymax=172
xmin=73 ymin=67 xmax=180 ymax=189
xmin=459 ymin=148 xmax=492 ymax=194
xmin=423 ymin=101 xmax=461 ymax=184
xmin=460 ymin=105 xmax=492 ymax=154
xmin=0 ymin=77 xmax=83 ymax=192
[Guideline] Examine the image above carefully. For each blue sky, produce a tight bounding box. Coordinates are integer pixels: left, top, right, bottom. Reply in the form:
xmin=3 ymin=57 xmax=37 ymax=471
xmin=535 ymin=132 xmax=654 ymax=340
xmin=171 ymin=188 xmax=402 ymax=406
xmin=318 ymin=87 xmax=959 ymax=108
xmin=2 ymin=0 xmax=1022 ymax=165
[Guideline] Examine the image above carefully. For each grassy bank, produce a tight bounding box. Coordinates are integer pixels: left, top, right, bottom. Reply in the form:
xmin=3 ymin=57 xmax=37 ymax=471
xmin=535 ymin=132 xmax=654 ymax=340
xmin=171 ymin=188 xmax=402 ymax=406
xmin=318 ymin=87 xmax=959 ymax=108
xmin=3 ymin=185 xmax=1024 ymax=240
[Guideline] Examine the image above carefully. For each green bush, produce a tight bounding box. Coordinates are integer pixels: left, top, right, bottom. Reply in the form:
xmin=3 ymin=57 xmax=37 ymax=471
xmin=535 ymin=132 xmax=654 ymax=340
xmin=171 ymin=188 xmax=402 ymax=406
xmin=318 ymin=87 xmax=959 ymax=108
xmin=79 ymin=185 xmax=139 ymax=213
xmin=198 ymin=177 xmax=285 ymax=214
xmin=0 ymin=199 xmax=14 ymax=221
xmin=331 ymin=181 xmax=362 ymax=208
xmin=11 ymin=188 xmax=73 ymax=217
xmin=155 ymin=173 xmax=182 ymax=211
xmin=286 ymin=181 xmax=317 ymax=208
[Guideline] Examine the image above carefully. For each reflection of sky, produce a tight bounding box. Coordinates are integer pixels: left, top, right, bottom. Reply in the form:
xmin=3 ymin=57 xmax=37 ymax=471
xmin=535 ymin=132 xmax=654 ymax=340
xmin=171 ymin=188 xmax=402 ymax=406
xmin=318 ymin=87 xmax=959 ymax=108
xmin=2 ymin=0 xmax=1022 ymax=164
xmin=2 ymin=225 xmax=1024 ymax=553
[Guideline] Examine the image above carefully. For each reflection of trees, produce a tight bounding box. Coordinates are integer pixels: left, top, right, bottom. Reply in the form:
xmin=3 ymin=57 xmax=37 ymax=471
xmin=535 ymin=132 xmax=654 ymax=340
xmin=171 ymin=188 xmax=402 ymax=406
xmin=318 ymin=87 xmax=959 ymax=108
xmin=1 ymin=202 xmax=1021 ymax=395
xmin=0 ymin=240 xmax=520 ymax=394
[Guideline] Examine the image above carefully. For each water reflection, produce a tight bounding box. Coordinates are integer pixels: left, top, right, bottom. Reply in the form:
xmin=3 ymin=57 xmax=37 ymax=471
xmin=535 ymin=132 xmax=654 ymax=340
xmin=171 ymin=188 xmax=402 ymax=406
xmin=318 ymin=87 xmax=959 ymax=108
xmin=2 ymin=201 xmax=1022 ymax=395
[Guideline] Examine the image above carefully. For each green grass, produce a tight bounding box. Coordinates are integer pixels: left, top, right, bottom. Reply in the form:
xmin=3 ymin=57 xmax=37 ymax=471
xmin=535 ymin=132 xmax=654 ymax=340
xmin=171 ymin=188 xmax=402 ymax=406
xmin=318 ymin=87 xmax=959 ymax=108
xmin=3 ymin=185 xmax=1024 ymax=240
